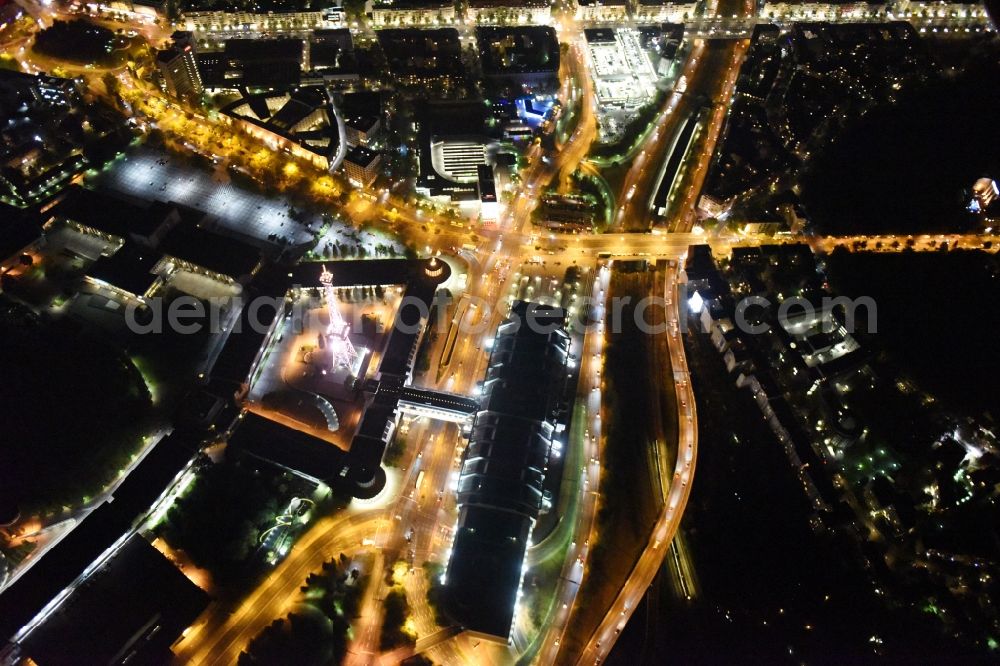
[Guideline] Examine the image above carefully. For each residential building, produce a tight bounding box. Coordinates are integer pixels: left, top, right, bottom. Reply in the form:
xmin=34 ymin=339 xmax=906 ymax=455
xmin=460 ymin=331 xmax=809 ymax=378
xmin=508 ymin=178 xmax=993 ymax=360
xmin=760 ymin=1 xmax=874 ymax=19
xmin=198 ymin=38 xmax=304 ymax=89
xmin=180 ymin=8 xmax=345 ymax=34
xmin=574 ymin=0 xmax=629 ymax=22
xmin=369 ymin=0 xmax=457 ymax=27
xmin=376 ymin=28 xmax=465 ymax=88
xmin=465 ymin=0 xmax=551 ymax=25
xmin=632 ymin=0 xmax=699 ymax=22
xmin=309 ymin=28 xmax=358 ymax=80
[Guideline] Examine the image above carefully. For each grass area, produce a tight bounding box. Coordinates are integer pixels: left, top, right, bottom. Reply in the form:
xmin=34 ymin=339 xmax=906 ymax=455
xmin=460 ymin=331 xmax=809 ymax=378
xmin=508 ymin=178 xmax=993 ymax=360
xmin=423 ymin=560 xmax=450 ymax=627
xmin=261 ymin=390 xmax=331 ymax=431
xmin=597 ymin=162 xmax=629 ymax=221
xmin=555 ymin=265 xmax=672 ymax=664
xmin=0 ymin=53 xmax=19 ymax=72
xmin=413 ymin=303 xmax=441 ymax=377
xmin=518 ymin=401 xmax=592 ymax=664
xmin=517 ymin=539 xmax=570 ymax=664
xmin=383 ymin=428 xmax=408 ymax=468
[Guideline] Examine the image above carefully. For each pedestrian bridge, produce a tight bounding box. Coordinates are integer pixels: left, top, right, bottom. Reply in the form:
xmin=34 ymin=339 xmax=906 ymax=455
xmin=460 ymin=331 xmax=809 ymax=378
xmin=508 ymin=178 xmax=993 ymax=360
xmin=397 ymin=386 xmax=479 ymax=423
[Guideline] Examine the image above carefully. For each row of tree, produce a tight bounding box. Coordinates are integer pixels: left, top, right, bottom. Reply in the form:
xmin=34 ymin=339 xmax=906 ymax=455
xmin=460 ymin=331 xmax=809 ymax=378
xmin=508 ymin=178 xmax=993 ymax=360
xmin=239 ymin=554 xmax=366 ymax=666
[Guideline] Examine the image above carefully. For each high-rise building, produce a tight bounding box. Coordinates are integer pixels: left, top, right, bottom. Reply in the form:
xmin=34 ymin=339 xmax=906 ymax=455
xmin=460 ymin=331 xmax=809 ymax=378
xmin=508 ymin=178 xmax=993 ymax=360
xmin=155 ymin=44 xmax=203 ymax=100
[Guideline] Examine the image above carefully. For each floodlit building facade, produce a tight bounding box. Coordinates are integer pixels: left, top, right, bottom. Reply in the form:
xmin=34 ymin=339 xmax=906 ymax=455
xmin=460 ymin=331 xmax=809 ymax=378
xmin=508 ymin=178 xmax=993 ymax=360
xmin=465 ymin=0 xmax=551 ymax=25
xmin=632 ymin=0 xmax=699 ymax=22
xmin=574 ymin=0 xmax=629 ymax=22
xmin=370 ymin=0 xmax=458 ymax=26
xmin=181 ymin=8 xmax=345 ymax=33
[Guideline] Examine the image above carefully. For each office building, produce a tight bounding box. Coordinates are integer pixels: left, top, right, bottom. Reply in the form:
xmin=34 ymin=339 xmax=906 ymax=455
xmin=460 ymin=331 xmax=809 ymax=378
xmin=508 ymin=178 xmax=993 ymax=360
xmin=155 ymin=44 xmax=203 ymax=100
xmin=415 ymin=100 xmax=488 ymax=201
xmin=223 ymin=87 xmax=339 ymax=170
xmin=477 ymin=164 xmax=499 ymax=223
xmin=445 ymin=302 xmax=570 ymax=643
xmin=343 ymin=145 xmax=382 ymax=187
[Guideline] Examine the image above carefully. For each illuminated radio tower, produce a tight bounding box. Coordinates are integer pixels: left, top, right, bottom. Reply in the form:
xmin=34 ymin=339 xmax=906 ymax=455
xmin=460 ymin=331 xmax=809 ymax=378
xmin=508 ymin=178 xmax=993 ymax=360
xmin=319 ymin=265 xmax=359 ymax=371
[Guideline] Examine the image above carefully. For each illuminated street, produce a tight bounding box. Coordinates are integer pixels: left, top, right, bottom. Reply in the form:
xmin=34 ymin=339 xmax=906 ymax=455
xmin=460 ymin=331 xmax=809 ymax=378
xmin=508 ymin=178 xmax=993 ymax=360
xmin=1 ymin=0 xmax=999 ymax=664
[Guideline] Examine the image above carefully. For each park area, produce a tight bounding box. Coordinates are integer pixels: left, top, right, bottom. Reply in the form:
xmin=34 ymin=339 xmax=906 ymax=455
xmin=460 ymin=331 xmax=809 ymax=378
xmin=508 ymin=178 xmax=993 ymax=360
xmin=32 ymin=19 xmax=142 ymax=68
xmin=0 ymin=297 xmax=153 ymax=523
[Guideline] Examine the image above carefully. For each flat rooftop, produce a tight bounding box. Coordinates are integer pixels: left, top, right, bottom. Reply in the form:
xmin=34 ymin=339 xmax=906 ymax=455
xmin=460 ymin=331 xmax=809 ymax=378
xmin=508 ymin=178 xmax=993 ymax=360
xmin=345 ymin=144 xmax=380 ymax=168
xmin=0 ymin=432 xmax=197 ymax=642
xmin=445 ymin=505 xmax=531 ymax=641
xmin=446 ymin=301 xmax=569 ymax=642
xmin=87 ymin=244 xmax=160 ymax=297
xmin=224 ymin=38 xmax=304 ymax=63
xmin=18 ymin=535 xmax=209 ymax=666
xmin=228 ymin=411 xmax=346 ymax=484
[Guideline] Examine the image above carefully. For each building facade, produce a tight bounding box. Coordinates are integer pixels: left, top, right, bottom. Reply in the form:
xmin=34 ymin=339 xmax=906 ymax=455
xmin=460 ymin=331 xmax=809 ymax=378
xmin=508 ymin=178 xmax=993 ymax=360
xmin=574 ymin=0 xmax=629 ymax=22
xmin=180 ymin=8 xmax=344 ymax=33
xmin=156 ymin=45 xmax=203 ymax=100
xmin=465 ymin=0 xmax=551 ymax=25
xmin=370 ymin=0 xmax=458 ymax=27
xmin=632 ymin=0 xmax=699 ymax=22
xmin=343 ymin=145 xmax=382 ymax=187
